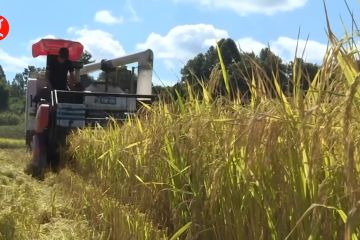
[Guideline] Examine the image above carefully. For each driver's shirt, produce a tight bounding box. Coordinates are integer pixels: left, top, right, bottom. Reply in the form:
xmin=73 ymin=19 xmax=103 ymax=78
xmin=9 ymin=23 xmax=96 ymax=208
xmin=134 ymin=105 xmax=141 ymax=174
xmin=47 ymin=58 xmax=74 ymax=90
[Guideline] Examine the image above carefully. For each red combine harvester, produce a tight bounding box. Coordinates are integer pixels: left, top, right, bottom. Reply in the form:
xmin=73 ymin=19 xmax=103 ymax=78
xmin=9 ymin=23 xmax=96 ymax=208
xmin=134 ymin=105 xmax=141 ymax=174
xmin=25 ymin=39 xmax=154 ymax=178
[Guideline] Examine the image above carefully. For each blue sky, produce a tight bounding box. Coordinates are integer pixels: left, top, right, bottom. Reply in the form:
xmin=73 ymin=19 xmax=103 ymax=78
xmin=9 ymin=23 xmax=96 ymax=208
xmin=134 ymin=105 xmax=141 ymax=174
xmin=0 ymin=0 xmax=359 ymax=85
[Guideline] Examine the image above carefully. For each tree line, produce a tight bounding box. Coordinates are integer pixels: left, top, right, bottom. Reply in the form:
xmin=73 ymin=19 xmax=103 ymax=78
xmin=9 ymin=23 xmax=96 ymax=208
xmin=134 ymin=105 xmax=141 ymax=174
xmin=154 ymin=38 xmax=319 ymax=100
xmin=0 ymin=65 xmax=40 ymax=113
xmin=0 ymin=38 xmax=320 ymax=114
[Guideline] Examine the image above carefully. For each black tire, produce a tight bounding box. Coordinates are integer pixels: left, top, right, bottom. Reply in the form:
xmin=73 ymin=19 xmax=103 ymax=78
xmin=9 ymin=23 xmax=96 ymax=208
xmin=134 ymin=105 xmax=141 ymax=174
xmin=47 ymin=129 xmax=60 ymax=172
xmin=29 ymin=133 xmax=47 ymax=180
xmin=25 ymin=130 xmax=34 ymax=150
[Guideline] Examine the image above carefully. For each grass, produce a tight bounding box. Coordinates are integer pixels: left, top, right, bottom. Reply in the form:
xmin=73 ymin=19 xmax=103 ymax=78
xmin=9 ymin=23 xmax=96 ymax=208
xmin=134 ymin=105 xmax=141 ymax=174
xmin=0 ymin=112 xmax=21 ymax=126
xmin=0 ymin=138 xmax=25 ymax=148
xmin=0 ymin=112 xmax=24 ymax=141
xmin=56 ymin=169 xmax=167 ymax=240
xmin=0 ymin=147 xmax=167 ymax=239
xmin=65 ymin=9 xmax=360 ymax=240
xmin=0 ymin=148 xmax=103 ymax=239
xmin=0 ymin=122 xmax=25 ymax=140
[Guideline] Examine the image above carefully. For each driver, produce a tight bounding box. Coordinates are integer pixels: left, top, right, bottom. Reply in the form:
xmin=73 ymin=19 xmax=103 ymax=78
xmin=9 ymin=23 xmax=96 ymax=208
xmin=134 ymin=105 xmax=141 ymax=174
xmin=47 ymin=47 xmax=76 ymax=90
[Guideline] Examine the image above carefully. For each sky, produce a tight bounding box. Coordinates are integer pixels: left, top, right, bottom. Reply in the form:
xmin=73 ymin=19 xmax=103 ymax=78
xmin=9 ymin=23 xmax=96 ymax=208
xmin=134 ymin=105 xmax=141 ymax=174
xmin=0 ymin=0 xmax=359 ymax=86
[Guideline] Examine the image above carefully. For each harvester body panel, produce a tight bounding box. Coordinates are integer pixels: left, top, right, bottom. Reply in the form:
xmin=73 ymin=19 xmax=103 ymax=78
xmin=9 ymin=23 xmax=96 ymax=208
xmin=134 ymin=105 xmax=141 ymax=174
xmin=35 ymin=104 xmax=49 ymax=133
xmin=25 ymin=77 xmax=49 ymax=146
xmin=26 ymin=38 xmax=154 ymax=174
xmin=56 ymin=103 xmax=85 ymax=128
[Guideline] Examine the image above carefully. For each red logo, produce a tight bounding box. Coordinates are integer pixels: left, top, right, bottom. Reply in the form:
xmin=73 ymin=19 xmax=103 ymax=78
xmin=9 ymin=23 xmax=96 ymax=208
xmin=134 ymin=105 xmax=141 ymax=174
xmin=0 ymin=16 xmax=10 ymax=40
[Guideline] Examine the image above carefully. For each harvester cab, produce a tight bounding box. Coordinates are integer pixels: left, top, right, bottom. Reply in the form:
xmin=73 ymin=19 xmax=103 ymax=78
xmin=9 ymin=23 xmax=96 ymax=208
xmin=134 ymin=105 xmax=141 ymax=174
xmin=25 ymin=38 xmax=154 ymax=175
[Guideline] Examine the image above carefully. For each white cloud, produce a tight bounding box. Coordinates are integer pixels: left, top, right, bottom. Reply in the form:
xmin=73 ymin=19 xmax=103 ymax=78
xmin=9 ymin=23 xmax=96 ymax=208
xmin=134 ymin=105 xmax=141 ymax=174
xmin=271 ymin=37 xmax=328 ymax=63
xmin=94 ymin=10 xmax=124 ymax=25
xmin=237 ymin=36 xmax=327 ymax=63
xmin=68 ymin=27 xmax=126 ymax=60
xmin=1 ymin=34 xmax=55 ymax=78
xmin=173 ymin=0 xmax=307 ymax=15
xmin=0 ymin=48 xmax=45 ymax=80
xmin=238 ymin=37 xmax=267 ymax=53
xmin=137 ymin=24 xmax=228 ymax=64
xmin=0 ymin=49 xmax=31 ymax=74
xmin=30 ymin=34 xmax=56 ymax=43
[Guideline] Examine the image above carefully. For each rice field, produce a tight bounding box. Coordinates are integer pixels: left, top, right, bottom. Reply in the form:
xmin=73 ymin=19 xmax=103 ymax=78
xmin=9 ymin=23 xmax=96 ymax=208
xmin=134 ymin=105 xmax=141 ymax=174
xmin=0 ymin=122 xmax=26 ymax=140
xmin=1 ymin=5 xmax=360 ymax=240
xmin=0 ymin=138 xmax=25 ymax=149
xmin=65 ymin=14 xmax=360 ymax=240
xmin=0 ymin=147 xmax=103 ymax=239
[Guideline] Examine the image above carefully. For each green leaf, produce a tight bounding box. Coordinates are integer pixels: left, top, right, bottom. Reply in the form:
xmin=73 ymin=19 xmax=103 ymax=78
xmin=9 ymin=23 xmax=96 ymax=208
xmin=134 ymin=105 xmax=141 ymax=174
xmin=216 ymin=42 xmax=231 ymax=95
xmin=170 ymin=222 xmax=192 ymax=240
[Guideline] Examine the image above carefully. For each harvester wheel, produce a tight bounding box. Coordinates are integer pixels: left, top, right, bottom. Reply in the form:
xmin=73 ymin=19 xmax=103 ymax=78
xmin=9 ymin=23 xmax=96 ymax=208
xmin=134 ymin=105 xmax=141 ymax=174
xmin=47 ymin=148 xmax=60 ymax=173
xmin=47 ymin=125 xmax=60 ymax=172
xmin=25 ymin=133 xmax=47 ymax=180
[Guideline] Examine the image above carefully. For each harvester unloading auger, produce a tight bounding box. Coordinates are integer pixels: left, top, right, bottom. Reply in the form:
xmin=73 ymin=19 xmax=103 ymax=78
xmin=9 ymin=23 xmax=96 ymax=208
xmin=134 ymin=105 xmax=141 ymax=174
xmin=25 ymin=39 xmax=154 ymax=178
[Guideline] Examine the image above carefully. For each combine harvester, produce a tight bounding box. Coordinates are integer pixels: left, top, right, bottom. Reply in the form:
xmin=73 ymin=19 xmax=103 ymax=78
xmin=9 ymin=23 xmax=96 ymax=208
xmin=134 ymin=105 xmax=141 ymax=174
xmin=25 ymin=39 xmax=154 ymax=177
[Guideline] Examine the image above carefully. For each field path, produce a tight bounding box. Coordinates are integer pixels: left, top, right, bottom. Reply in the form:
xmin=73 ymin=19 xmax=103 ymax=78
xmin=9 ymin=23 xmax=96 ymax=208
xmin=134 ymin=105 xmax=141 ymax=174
xmin=0 ymin=147 xmax=100 ymax=239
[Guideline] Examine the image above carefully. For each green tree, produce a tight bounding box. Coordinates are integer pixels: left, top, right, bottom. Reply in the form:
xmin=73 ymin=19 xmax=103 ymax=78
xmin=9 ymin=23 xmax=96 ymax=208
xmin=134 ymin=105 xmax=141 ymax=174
xmin=152 ymin=82 xmax=187 ymax=102
xmin=258 ymin=48 xmax=288 ymax=96
xmin=228 ymin=52 xmax=257 ymax=98
xmin=181 ymin=45 xmax=218 ymax=85
xmin=287 ymin=58 xmax=319 ymax=94
xmin=8 ymin=73 xmax=26 ymax=113
xmin=217 ymin=38 xmax=241 ymax=65
xmin=97 ymin=66 xmax=137 ymax=93
xmin=207 ymin=39 xmax=252 ymax=98
xmin=179 ymin=38 xmax=319 ymax=100
xmin=10 ymin=73 xmax=26 ymax=97
xmin=0 ymin=65 xmax=9 ymax=111
xmin=80 ymin=50 xmax=95 ymax=64
xmin=8 ymin=65 xmax=44 ymax=114
xmin=79 ymin=51 xmax=95 ymax=88
xmin=0 ymin=65 xmax=6 ymax=81
xmin=181 ymin=38 xmax=244 ymax=95
xmin=21 ymin=65 xmax=43 ymax=91
xmin=22 ymin=66 xmax=42 ymax=83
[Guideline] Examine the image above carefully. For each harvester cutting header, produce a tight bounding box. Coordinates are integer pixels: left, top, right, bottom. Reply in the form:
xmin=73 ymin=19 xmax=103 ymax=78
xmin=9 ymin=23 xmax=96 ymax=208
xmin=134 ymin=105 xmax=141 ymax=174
xmin=25 ymin=38 xmax=154 ymax=178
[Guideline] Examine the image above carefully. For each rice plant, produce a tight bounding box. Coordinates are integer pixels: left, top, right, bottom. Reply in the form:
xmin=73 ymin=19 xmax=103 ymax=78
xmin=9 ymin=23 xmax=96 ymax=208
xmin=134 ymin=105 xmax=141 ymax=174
xmin=67 ymin=8 xmax=360 ymax=240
